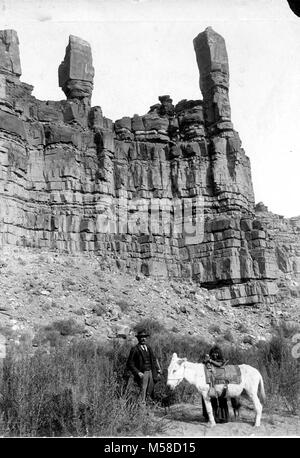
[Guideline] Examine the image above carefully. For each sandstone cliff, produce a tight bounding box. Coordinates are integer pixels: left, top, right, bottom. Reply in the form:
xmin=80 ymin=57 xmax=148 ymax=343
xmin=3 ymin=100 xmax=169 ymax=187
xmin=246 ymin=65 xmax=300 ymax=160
xmin=0 ymin=27 xmax=286 ymax=306
xmin=255 ymin=203 xmax=300 ymax=297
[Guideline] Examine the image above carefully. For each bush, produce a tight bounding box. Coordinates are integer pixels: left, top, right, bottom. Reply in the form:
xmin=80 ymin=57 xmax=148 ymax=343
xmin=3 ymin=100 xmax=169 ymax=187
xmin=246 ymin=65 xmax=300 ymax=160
xmin=116 ymin=300 xmax=130 ymax=313
xmin=236 ymin=322 xmax=249 ymax=333
xmin=225 ymin=332 xmax=300 ymax=413
xmin=37 ymin=329 xmax=62 ymax=347
xmin=208 ymin=324 xmax=221 ymax=335
xmin=273 ymin=320 xmax=300 ymax=339
xmin=223 ymin=329 xmax=234 ymax=342
xmin=33 ymin=319 xmax=86 ymax=347
xmin=133 ymin=318 xmax=166 ymax=336
xmin=242 ymin=335 xmax=254 ymax=345
xmin=0 ymin=341 xmax=168 ymax=437
xmin=50 ymin=319 xmax=85 ymax=336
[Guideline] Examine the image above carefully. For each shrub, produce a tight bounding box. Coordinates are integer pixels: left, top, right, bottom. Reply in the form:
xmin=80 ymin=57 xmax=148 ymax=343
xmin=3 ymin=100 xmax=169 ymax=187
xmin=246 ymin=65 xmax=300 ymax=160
xmin=133 ymin=318 xmax=165 ymax=336
xmin=33 ymin=319 xmax=86 ymax=347
xmin=62 ymin=278 xmax=77 ymax=291
xmin=116 ymin=300 xmax=130 ymax=313
xmin=273 ymin=320 xmax=300 ymax=339
xmin=50 ymin=319 xmax=85 ymax=336
xmin=0 ymin=326 xmax=14 ymax=339
xmin=0 ymin=340 xmax=168 ymax=437
xmin=226 ymin=332 xmax=300 ymax=413
xmin=236 ymin=322 xmax=249 ymax=333
xmin=32 ymin=328 xmax=62 ymax=348
xmin=208 ymin=324 xmax=221 ymax=335
xmin=242 ymin=335 xmax=254 ymax=345
xmin=223 ymin=329 xmax=234 ymax=343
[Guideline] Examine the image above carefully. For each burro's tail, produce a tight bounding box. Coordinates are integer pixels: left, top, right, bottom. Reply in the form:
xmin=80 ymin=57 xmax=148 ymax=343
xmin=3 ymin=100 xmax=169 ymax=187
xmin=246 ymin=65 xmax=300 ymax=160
xmin=258 ymin=374 xmax=266 ymax=403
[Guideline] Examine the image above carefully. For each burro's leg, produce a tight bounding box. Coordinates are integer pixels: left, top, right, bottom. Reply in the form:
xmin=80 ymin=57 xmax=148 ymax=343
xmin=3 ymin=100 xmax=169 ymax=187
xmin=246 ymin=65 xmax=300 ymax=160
xmin=248 ymin=392 xmax=262 ymax=427
xmin=202 ymin=392 xmax=216 ymax=426
xmin=242 ymin=365 xmax=264 ymax=427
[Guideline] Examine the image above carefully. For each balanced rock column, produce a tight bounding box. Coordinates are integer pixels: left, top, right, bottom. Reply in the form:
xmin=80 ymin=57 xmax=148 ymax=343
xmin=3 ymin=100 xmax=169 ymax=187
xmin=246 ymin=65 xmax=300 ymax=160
xmin=193 ymin=27 xmax=232 ymax=130
xmin=58 ymin=35 xmax=94 ymax=104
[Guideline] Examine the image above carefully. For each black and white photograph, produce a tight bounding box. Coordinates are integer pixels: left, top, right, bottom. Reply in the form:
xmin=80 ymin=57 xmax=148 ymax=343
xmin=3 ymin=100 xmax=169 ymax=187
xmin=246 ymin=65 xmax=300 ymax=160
xmin=0 ymin=0 xmax=299 ymax=444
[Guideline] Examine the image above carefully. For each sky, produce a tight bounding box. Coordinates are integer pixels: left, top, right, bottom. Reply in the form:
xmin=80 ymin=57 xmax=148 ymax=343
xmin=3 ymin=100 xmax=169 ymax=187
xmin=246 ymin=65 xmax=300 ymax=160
xmin=0 ymin=0 xmax=299 ymax=217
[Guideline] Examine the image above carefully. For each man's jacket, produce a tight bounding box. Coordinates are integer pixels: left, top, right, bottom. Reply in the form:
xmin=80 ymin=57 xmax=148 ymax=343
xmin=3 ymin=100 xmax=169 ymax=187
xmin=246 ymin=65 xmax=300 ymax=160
xmin=126 ymin=344 xmax=160 ymax=383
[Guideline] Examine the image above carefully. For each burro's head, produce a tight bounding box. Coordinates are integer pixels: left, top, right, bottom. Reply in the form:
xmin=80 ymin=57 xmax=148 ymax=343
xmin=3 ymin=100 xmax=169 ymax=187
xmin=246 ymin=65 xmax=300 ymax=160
xmin=166 ymin=352 xmax=187 ymax=390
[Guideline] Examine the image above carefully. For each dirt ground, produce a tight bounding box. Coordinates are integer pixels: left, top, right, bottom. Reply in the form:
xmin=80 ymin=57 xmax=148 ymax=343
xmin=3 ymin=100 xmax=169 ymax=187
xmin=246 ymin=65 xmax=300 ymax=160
xmin=154 ymin=403 xmax=300 ymax=437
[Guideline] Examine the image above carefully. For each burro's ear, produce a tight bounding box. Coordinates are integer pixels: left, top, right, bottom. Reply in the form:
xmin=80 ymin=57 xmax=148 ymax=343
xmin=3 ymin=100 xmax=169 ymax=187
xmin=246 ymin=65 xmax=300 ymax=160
xmin=172 ymin=352 xmax=177 ymax=359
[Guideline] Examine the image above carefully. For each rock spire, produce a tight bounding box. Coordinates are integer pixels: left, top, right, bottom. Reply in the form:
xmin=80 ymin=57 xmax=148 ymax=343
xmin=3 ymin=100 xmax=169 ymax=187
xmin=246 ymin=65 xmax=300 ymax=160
xmin=193 ymin=27 xmax=232 ymax=131
xmin=58 ymin=35 xmax=94 ymax=103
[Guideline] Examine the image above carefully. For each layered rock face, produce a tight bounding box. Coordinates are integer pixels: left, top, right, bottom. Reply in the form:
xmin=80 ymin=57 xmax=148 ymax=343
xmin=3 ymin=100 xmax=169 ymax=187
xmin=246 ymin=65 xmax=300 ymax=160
xmin=0 ymin=27 xmax=281 ymax=306
xmin=255 ymin=203 xmax=300 ymax=295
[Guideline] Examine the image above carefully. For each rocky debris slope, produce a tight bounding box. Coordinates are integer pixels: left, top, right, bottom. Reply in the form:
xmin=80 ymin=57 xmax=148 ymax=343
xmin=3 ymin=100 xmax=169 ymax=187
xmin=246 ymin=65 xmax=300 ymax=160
xmin=1 ymin=246 xmax=298 ymax=350
xmin=0 ymin=26 xmax=294 ymax=306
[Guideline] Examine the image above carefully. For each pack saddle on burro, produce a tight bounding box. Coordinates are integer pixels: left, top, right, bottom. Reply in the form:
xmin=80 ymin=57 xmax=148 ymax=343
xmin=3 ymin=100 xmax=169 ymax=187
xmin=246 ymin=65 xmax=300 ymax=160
xmin=167 ymin=353 xmax=266 ymax=427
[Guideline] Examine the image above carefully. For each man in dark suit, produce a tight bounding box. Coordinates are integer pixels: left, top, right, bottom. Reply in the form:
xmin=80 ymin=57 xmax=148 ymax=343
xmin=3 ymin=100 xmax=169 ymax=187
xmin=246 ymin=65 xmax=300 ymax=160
xmin=125 ymin=329 xmax=162 ymax=402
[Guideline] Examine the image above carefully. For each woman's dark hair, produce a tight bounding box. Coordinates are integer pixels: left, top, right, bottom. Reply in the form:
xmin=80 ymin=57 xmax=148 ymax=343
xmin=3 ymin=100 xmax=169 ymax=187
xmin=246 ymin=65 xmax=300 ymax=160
xmin=209 ymin=345 xmax=223 ymax=360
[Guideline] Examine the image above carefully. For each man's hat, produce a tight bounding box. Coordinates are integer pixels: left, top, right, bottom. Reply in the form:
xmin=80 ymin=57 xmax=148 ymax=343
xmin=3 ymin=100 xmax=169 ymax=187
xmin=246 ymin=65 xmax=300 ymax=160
xmin=135 ymin=329 xmax=150 ymax=338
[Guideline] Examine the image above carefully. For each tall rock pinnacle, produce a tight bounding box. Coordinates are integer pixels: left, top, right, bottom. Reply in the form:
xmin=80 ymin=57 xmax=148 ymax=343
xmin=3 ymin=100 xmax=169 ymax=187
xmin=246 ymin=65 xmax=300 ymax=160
xmin=58 ymin=35 xmax=94 ymax=103
xmin=0 ymin=30 xmax=21 ymax=77
xmin=193 ymin=27 xmax=231 ymax=129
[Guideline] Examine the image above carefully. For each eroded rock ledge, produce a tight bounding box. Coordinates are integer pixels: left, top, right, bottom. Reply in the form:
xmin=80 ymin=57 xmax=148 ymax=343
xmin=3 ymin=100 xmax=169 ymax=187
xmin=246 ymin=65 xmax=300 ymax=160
xmin=0 ymin=27 xmax=294 ymax=306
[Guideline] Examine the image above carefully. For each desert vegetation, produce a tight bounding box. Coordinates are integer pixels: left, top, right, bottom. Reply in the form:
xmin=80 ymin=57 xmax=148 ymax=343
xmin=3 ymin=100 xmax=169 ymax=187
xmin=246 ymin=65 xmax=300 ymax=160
xmin=0 ymin=319 xmax=299 ymax=436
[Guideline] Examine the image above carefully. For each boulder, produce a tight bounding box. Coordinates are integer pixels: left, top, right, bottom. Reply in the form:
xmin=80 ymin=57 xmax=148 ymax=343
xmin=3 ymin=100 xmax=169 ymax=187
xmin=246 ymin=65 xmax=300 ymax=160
xmin=0 ymin=110 xmax=26 ymax=139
